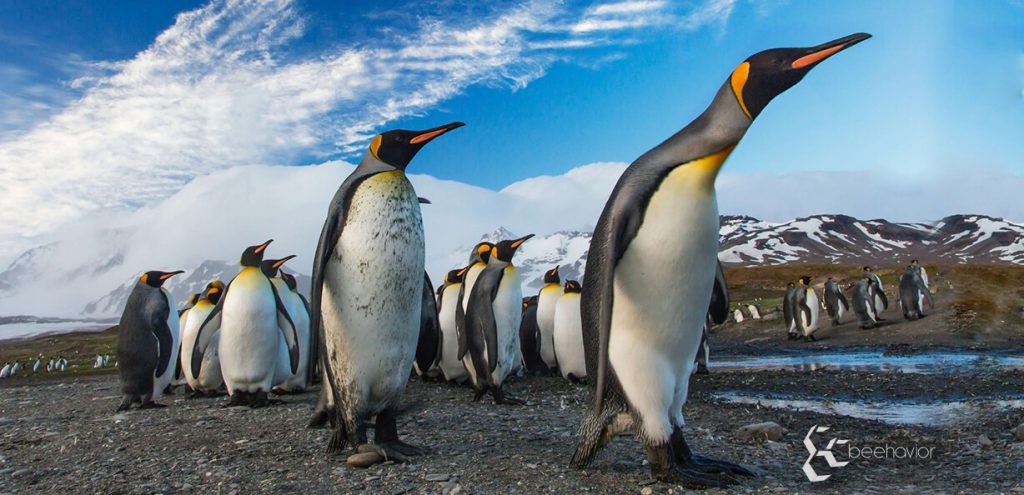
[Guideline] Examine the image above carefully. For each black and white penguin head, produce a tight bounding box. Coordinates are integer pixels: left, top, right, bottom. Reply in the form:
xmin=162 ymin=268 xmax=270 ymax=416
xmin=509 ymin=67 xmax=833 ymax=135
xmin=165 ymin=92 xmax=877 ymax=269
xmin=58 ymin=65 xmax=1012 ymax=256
xmin=281 ymin=273 xmax=298 ymax=291
xmin=798 ymin=276 xmax=812 ymax=286
xmin=240 ymin=239 xmax=273 ymax=267
xmin=522 ymin=295 xmax=538 ymax=310
xmin=543 ymin=266 xmax=561 ymax=285
xmin=787 ymin=282 xmax=795 ymax=288
xmin=139 ymin=270 xmax=184 ymax=288
xmin=490 ymin=235 xmax=534 ymax=264
xmin=729 ymin=33 xmax=870 ymax=120
xmin=469 ymin=242 xmax=495 ymax=264
xmin=564 ymin=280 xmax=582 ymax=294
xmin=368 ymin=122 xmax=465 ymax=170
xmin=444 ymin=267 xmax=468 ymax=284
xmin=186 ymin=293 xmax=200 ymax=306
xmin=260 ymin=255 xmax=296 ymax=278
xmin=203 ymin=284 xmax=223 ymax=305
xmin=863 ymin=266 xmax=873 ymax=273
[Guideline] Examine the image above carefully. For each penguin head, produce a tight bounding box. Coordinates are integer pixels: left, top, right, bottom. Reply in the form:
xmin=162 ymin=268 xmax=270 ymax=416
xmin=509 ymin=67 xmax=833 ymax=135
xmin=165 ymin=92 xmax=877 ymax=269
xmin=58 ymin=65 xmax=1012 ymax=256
xmin=260 ymin=255 xmax=296 ymax=278
xmin=186 ymin=293 xmax=200 ymax=306
xmin=522 ymin=295 xmax=538 ymax=309
xmin=798 ymin=276 xmax=812 ymax=286
xmin=368 ymin=122 xmax=465 ymax=170
xmin=729 ymin=33 xmax=870 ymax=120
xmin=203 ymin=284 xmax=223 ymax=305
xmin=469 ymin=242 xmax=495 ymax=264
xmin=564 ymin=280 xmax=582 ymax=294
xmin=863 ymin=266 xmax=872 ymax=273
xmin=281 ymin=273 xmax=298 ymax=291
xmin=787 ymin=282 xmax=795 ymax=288
xmin=445 ymin=267 xmax=468 ymax=284
xmin=240 ymin=240 xmax=273 ymax=267
xmin=140 ymin=270 xmax=184 ymax=288
xmin=543 ymin=266 xmax=561 ymax=285
xmin=490 ymin=235 xmax=534 ymax=264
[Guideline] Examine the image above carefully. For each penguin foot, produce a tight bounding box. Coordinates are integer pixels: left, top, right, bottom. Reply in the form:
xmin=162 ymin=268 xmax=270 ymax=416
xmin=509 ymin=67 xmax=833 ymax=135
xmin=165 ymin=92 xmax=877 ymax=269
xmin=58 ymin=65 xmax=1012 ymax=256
xmin=248 ymin=391 xmax=283 ymax=408
xmin=645 ymin=443 xmax=733 ymax=488
xmin=223 ymin=391 xmax=249 ymax=408
xmin=472 ymin=388 xmax=487 ymax=402
xmin=672 ymin=429 xmax=754 ymax=478
xmin=803 ymin=335 xmax=817 ymax=342
xmin=116 ymin=397 xmax=133 ymax=412
xmin=373 ymin=440 xmax=429 ymax=462
xmin=139 ymin=401 xmax=166 ymax=410
xmin=491 ymin=387 xmax=525 ymax=405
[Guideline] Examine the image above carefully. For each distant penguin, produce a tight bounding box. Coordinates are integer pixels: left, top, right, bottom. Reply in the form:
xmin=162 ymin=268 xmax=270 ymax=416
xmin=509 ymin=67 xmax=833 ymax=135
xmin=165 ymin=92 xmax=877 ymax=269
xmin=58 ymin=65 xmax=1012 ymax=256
xmin=59 ymin=358 xmax=67 ymax=371
xmin=733 ymin=308 xmax=744 ymax=323
xmin=94 ymin=355 xmax=104 ymax=368
xmin=309 ymin=122 xmax=463 ymax=462
xmin=190 ymin=241 xmax=299 ymax=408
xmin=570 ymin=33 xmax=869 ymax=484
xmin=179 ymin=293 xmax=200 ymax=320
xmin=899 ymin=265 xmax=934 ymax=320
xmin=261 ymin=255 xmax=313 ymax=394
xmin=518 ymin=295 xmax=546 ymax=375
xmin=455 ymin=241 xmax=495 ymax=367
xmin=181 ymin=281 xmax=225 ymax=396
xmin=463 ymin=235 xmax=533 ymax=404
xmin=413 ymin=272 xmax=442 ymax=380
xmin=10 ymin=362 xmax=19 ymax=375
xmin=822 ymin=277 xmax=849 ymax=326
xmin=910 ymin=259 xmax=929 ymax=289
xmin=280 ymin=271 xmax=315 ymax=386
xmin=32 ymin=359 xmax=41 ymax=372
xmin=696 ymin=263 xmax=728 ymax=375
xmin=794 ymin=276 xmax=820 ymax=340
xmin=115 ymin=269 xmax=184 ymax=411
xmin=783 ymin=282 xmax=799 ymax=339
xmin=535 ymin=266 xmax=563 ymax=373
xmin=852 ymin=277 xmax=878 ymax=329
xmin=553 ymin=280 xmax=585 ymax=382
xmin=46 ymin=359 xmax=54 ymax=372
xmin=747 ymin=304 xmax=761 ymax=320
xmin=863 ymin=266 xmax=887 ymax=316
xmin=0 ymin=364 xmax=9 ymax=379
xmin=437 ymin=268 xmax=470 ymax=383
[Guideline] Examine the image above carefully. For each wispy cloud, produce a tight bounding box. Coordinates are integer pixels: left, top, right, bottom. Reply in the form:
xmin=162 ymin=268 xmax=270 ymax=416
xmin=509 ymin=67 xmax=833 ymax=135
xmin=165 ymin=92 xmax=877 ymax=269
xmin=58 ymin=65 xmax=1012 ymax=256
xmin=0 ymin=0 xmax=738 ymax=263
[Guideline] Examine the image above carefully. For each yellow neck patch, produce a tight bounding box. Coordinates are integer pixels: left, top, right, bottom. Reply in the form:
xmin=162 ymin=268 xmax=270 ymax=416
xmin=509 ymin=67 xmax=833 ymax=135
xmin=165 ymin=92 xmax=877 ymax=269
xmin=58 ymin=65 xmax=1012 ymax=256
xmin=369 ymin=135 xmax=383 ymax=159
xmin=730 ymin=62 xmax=752 ymax=119
xmin=664 ymin=145 xmax=736 ymax=194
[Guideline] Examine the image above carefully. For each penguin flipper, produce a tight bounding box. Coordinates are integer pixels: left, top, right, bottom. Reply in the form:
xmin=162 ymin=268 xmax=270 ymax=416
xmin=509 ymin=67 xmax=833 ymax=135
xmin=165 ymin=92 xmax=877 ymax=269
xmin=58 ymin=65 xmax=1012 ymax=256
xmin=271 ymin=283 xmax=300 ymax=375
xmin=152 ymin=296 xmax=174 ymax=378
xmin=191 ymin=280 xmax=229 ymax=379
xmin=708 ymin=261 xmax=729 ymax=325
xmin=455 ymin=282 xmax=469 ymax=360
xmin=416 ymin=272 xmax=441 ymax=373
xmin=877 ymin=289 xmax=889 ymax=310
xmin=838 ymin=292 xmax=850 ymax=311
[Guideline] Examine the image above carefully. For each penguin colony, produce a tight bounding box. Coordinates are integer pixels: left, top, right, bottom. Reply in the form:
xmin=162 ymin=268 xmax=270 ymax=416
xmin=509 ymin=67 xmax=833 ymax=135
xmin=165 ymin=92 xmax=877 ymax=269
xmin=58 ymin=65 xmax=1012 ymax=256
xmin=100 ymin=34 xmax=870 ymax=486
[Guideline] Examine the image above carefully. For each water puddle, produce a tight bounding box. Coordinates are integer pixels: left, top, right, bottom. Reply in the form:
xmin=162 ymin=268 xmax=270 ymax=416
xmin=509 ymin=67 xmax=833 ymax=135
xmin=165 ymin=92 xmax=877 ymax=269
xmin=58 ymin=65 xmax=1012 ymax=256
xmin=709 ymin=351 xmax=1024 ymax=374
xmin=713 ymin=391 xmax=1024 ymax=427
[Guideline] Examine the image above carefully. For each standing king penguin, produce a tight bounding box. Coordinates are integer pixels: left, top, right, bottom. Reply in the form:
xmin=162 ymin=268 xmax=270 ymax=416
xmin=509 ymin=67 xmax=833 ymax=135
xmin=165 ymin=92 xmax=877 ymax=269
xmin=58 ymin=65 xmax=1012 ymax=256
xmin=116 ymin=270 xmax=184 ymax=411
xmin=553 ymin=280 xmax=586 ymax=382
xmin=794 ymin=276 xmax=820 ymax=341
xmin=463 ymin=235 xmax=533 ymax=404
xmin=518 ymin=295 xmax=547 ymax=375
xmin=898 ymin=265 xmax=933 ymax=320
xmin=536 ymin=266 xmax=563 ymax=373
xmin=262 ymin=255 xmax=311 ymax=394
xmin=310 ymin=122 xmax=464 ymax=462
xmin=437 ymin=268 xmax=470 ymax=383
xmin=455 ymin=242 xmax=495 ymax=365
xmin=181 ymin=281 xmax=225 ymax=396
xmin=783 ymin=282 xmax=799 ymax=339
xmin=822 ymin=277 xmax=849 ymax=326
xmin=190 ymin=241 xmax=300 ymax=408
xmin=569 ymin=33 xmax=871 ymax=487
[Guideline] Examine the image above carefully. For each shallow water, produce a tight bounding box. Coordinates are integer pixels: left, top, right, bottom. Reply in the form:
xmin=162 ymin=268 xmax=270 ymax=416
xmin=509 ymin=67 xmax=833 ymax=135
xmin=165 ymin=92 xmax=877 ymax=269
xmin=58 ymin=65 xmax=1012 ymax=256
xmin=709 ymin=351 xmax=1024 ymax=374
xmin=713 ymin=390 xmax=1024 ymax=427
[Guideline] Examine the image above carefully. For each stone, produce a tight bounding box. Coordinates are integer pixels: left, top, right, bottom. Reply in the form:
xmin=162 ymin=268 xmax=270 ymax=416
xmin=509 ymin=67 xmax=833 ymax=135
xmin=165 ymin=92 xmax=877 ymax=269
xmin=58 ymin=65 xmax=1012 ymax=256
xmin=1014 ymin=424 xmax=1024 ymax=442
xmin=735 ymin=422 xmax=787 ymax=443
xmin=347 ymin=452 xmax=385 ymax=468
xmin=978 ymin=434 xmax=994 ymax=448
xmin=425 ymin=473 xmax=451 ymax=482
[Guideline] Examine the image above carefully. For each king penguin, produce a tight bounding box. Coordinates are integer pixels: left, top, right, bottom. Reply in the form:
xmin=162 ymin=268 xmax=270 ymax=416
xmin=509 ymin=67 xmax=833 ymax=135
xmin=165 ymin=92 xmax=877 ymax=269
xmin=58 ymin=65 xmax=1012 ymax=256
xmin=116 ymin=270 xmax=184 ymax=411
xmin=695 ymin=261 xmax=729 ymax=375
xmin=783 ymin=282 xmax=799 ymax=339
xmin=437 ymin=268 xmax=470 ymax=383
xmin=414 ymin=271 xmax=442 ymax=380
xmin=309 ymin=122 xmax=464 ymax=463
xmin=822 ymin=277 xmax=849 ymax=326
xmin=518 ymin=295 xmax=546 ymax=375
xmin=261 ymin=255 xmax=312 ymax=394
xmin=852 ymin=276 xmax=879 ymax=329
xmin=455 ymin=242 xmax=495 ymax=361
xmin=569 ymin=33 xmax=870 ymax=487
xmin=180 ymin=281 xmax=225 ymax=396
xmin=898 ymin=264 xmax=933 ymax=320
xmin=794 ymin=276 xmax=820 ymax=341
xmin=535 ymin=265 xmax=563 ymax=374
xmin=190 ymin=240 xmax=299 ymax=408
xmin=462 ymin=235 xmax=533 ymax=404
xmin=281 ymin=271 xmax=316 ymax=385
xmin=553 ymin=280 xmax=586 ymax=382
xmin=863 ymin=266 xmax=888 ymax=318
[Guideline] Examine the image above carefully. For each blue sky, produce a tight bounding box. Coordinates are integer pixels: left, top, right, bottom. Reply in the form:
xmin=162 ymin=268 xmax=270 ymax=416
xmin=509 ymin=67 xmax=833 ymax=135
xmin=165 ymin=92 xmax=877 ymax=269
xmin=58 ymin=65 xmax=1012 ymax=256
xmin=0 ymin=0 xmax=1022 ymax=261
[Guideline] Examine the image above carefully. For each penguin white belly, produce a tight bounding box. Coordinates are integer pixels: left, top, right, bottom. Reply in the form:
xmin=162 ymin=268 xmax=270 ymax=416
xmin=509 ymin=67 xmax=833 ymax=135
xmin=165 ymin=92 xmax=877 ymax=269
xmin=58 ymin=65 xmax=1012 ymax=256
xmin=438 ymin=284 xmax=468 ymax=382
xmin=181 ymin=302 xmax=215 ymax=388
xmin=803 ymin=289 xmax=820 ymax=335
xmin=460 ymin=263 xmax=487 ymax=385
xmin=536 ymin=286 xmax=562 ymax=368
xmin=553 ymin=293 xmax=585 ymax=380
xmin=608 ymin=173 xmax=719 ymax=442
xmin=272 ymin=281 xmax=310 ymax=391
xmin=747 ymin=304 xmax=760 ymax=319
xmin=733 ymin=309 xmax=744 ymax=322
xmin=152 ymin=290 xmax=180 ymax=399
xmin=219 ymin=268 xmax=280 ymax=394
xmin=489 ymin=266 xmax=523 ymax=386
xmin=321 ymin=172 xmax=424 ymax=417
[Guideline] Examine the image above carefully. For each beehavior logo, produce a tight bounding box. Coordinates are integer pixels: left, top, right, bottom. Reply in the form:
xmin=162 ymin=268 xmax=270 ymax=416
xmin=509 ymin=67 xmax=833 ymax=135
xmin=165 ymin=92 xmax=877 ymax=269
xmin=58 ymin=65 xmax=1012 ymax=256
xmin=802 ymin=425 xmax=849 ymax=482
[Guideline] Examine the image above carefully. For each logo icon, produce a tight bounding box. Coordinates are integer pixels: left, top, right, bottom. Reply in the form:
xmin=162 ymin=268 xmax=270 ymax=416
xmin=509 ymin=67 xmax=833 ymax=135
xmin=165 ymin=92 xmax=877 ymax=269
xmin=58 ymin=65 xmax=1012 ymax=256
xmin=803 ymin=425 xmax=849 ymax=482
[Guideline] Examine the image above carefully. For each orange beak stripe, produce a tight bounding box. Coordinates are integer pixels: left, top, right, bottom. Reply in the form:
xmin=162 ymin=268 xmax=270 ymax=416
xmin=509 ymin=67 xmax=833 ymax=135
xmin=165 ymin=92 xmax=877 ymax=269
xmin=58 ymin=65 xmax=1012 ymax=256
xmin=792 ymin=44 xmax=846 ymax=69
xmin=410 ymin=128 xmax=449 ymax=145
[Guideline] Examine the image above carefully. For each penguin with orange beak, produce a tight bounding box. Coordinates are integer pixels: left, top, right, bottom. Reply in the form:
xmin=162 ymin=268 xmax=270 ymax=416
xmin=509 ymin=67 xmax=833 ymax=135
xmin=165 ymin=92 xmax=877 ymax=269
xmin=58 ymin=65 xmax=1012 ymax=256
xmin=570 ymin=33 xmax=871 ymax=487
xmin=116 ymin=269 xmax=184 ymax=411
xmin=309 ymin=122 xmax=463 ymax=463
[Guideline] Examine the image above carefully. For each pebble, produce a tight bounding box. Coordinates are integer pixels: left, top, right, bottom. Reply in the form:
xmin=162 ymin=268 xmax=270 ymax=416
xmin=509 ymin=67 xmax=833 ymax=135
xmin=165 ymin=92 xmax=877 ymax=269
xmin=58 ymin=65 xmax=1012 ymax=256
xmin=425 ymin=473 xmax=451 ymax=482
xmin=735 ymin=422 xmax=786 ymax=442
xmin=347 ymin=452 xmax=385 ymax=468
xmin=1014 ymin=424 xmax=1024 ymax=442
xmin=978 ymin=435 xmax=994 ymax=448
xmin=0 ymin=418 xmax=15 ymax=427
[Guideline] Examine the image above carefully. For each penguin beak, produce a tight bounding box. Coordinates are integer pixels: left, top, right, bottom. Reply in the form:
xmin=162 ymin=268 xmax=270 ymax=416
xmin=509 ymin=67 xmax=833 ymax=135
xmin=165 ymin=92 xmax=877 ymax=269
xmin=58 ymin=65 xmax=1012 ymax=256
xmin=791 ymin=32 xmax=871 ymax=70
xmin=418 ymin=197 xmax=432 ymax=204
xmin=254 ymin=239 xmax=273 ymax=254
xmin=159 ymin=271 xmax=185 ymax=281
xmin=510 ymin=234 xmax=534 ymax=249
xmin=457 ymin=267 xmax=468 ymax=277
xmin=409 ymin=122 xmax=465 ymax=145
xmin=272 ymin=255 xmax=296 ymax=269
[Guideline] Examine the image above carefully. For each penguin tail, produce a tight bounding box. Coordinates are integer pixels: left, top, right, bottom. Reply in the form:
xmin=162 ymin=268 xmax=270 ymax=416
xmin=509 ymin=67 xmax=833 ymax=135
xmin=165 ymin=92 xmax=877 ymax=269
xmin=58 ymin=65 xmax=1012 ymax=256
xmin=327 ymin=423 xmax=350 ymax=454
xmin=570 ymin=406 xmax=618 ymax=469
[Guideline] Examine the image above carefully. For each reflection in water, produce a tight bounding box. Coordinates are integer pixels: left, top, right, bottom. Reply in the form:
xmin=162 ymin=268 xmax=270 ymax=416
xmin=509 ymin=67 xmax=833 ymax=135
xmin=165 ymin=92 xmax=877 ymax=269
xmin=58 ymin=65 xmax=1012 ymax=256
xmin=713 ymin=391 xmax=1024 ymax=427
xmin=709 ymin=352 xmax=1024 ymax=374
